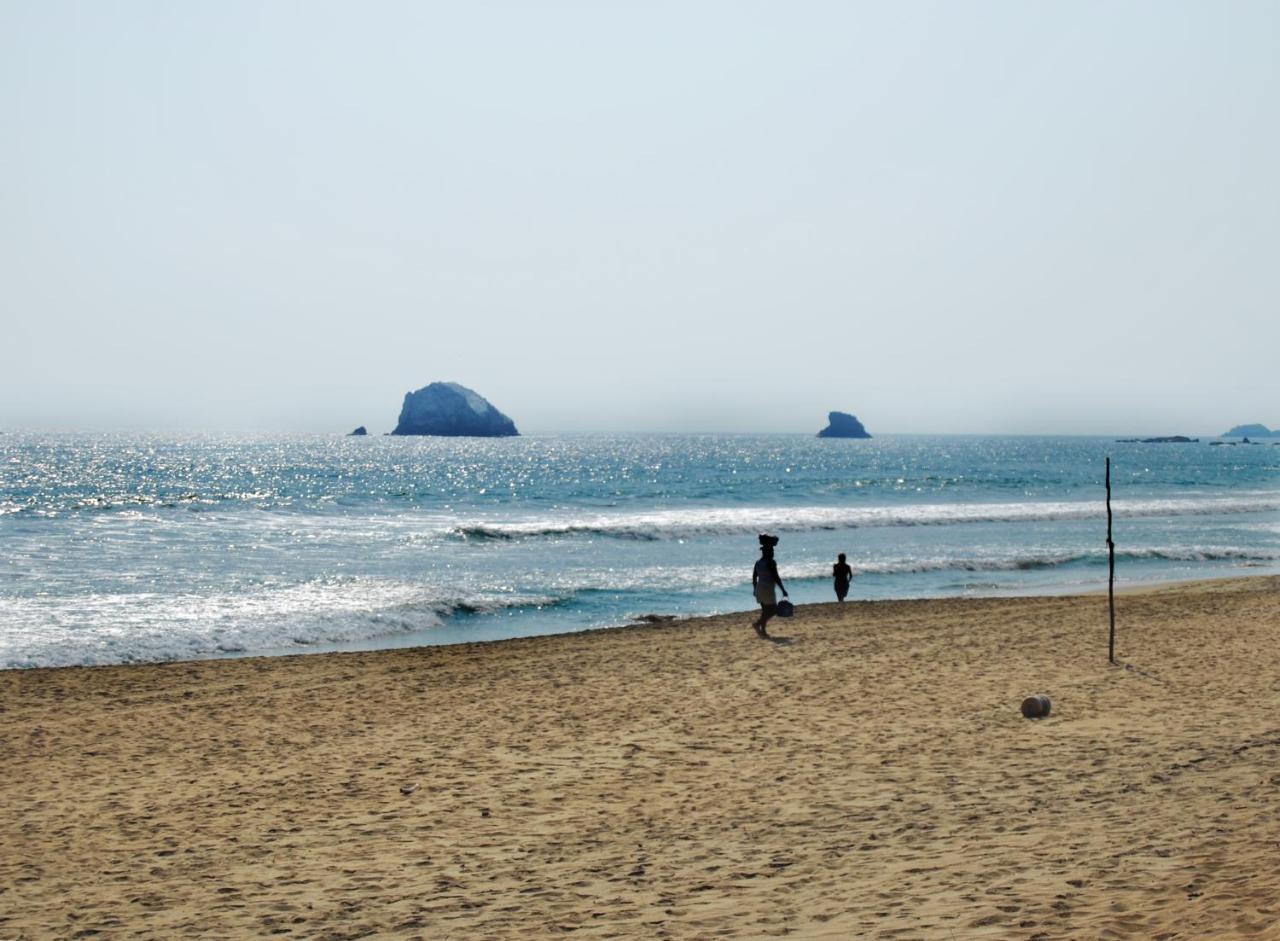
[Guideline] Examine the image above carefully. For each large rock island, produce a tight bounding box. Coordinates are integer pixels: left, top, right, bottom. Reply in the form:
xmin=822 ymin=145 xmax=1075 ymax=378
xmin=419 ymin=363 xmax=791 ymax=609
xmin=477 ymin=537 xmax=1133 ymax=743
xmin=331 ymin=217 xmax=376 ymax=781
xmin=817 ymin=411 xmax=871 ymax=439
xmin=391 ymin=382 xmax=520 ymax=437
xmin=1223 ymin=423 xmax=1278 ymax=437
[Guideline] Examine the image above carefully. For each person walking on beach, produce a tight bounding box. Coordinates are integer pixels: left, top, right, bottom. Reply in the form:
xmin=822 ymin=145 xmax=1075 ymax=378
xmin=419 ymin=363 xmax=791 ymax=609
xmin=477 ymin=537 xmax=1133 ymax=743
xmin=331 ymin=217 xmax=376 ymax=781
xmin=752 ymin=534 xmax=788 ymax=639
xmin=833 ymin=553 xmax=853 ymax=602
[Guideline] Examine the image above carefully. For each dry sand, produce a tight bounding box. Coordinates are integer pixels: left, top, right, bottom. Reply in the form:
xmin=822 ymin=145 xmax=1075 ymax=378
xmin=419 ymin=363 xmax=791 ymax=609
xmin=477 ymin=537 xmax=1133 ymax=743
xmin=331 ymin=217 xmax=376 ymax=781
xmin=3 ymin=576 xmax=1280 ymax=940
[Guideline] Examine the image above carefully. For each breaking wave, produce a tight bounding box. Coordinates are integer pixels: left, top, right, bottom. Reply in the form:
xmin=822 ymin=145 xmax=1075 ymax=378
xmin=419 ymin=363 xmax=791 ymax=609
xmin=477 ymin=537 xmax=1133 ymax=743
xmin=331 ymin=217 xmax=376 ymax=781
xmin=781 ymin=546 xmax=1280 ymax=580
xmin=451 ymin=494 xmax=1280 ymax=542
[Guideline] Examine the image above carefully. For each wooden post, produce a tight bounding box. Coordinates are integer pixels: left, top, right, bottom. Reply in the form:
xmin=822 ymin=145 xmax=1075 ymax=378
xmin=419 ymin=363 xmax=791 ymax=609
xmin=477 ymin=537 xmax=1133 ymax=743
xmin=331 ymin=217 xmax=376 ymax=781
xmin=1107 ymin=457 xmax=1116 ymax=664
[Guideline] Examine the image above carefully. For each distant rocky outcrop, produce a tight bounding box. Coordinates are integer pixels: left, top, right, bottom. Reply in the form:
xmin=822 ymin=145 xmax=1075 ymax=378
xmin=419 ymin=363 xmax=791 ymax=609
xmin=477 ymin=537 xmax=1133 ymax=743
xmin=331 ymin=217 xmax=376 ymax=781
xmin=1116 ymin=436 xmax=1199 ymax=443
xmin=817 ymin=412 xmax=871 ymax=439
xmin=391 ymin=382 xmax=519 ymax=437
xmin=1223 ymin=423 xmax=1278 ymax=437
xmin=348 ymin=426 xmax=368 ymax=436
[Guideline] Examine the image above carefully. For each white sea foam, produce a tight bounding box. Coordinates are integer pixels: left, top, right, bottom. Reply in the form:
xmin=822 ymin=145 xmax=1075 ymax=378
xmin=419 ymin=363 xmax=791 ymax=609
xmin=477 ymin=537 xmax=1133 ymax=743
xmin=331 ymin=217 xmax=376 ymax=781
xmin=0 ymin=577 xmax=567 ymax=669
xmin=450 ymin=494 xmax=1280 ymax=542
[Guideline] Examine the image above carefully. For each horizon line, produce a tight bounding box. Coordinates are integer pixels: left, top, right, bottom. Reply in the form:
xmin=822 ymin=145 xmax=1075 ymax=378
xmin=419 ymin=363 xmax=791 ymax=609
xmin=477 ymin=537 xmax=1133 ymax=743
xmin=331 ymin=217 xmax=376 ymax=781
xmin=1 ymin=426 xmax=1272 ymax=439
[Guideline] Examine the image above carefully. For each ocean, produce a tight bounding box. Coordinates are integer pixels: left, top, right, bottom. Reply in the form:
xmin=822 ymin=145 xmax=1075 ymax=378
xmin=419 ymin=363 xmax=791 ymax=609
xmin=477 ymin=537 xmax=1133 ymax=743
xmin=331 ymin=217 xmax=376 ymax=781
xmin=2 ymin=432 xmax=1277 ymax=669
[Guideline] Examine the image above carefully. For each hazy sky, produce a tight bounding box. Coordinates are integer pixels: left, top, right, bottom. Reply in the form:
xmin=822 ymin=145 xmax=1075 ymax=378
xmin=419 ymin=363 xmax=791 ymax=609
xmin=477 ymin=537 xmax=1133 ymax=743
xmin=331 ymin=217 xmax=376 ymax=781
xmin=2 ymin=1 xmax=1276 ymax=434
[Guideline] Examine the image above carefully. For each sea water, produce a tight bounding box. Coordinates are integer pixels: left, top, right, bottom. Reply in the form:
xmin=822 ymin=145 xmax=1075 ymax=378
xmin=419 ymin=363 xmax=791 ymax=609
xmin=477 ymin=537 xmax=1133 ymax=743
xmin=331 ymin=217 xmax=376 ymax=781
xmin=1 ymin=433 xmax=1276 ymax=668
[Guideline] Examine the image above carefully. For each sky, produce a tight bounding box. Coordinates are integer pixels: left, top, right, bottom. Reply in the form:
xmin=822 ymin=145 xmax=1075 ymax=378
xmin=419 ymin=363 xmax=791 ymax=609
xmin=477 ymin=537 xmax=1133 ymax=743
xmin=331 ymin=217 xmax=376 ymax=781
xmin=1 ymin=1 xmax=1277 ymax=435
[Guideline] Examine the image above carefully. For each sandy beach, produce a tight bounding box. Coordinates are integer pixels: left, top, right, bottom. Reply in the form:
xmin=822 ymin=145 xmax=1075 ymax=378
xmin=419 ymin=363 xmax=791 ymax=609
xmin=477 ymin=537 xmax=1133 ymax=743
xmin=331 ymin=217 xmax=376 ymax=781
xmin=3 ymin=576 xmax=1279 ymax=940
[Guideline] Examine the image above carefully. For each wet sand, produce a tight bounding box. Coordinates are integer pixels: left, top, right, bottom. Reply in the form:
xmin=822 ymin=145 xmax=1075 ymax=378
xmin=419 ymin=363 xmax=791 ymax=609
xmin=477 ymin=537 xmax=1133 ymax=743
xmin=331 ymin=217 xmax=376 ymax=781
xmin=3 ymin=576 xmax=1279 ymax=940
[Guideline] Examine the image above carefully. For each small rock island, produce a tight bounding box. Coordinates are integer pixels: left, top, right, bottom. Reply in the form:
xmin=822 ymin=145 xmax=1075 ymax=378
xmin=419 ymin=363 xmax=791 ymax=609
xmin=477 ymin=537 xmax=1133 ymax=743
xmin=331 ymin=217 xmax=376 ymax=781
xmin=348 ymin=426 xmax=368 ymax=436
xmin=817 ymin=411 xmax=871 ymax=439
xmin=391 ymin=382 xmax=519 ymax=437
xmin=1115 ymin=436 xmax=1199 ymax=444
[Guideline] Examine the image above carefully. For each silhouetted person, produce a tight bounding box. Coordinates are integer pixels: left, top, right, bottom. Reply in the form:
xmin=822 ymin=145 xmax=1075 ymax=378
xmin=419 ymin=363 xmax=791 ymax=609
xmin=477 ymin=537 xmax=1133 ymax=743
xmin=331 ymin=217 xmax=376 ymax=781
xmin=752 ymin=535 xmax=788 ymax=638
xmin=833 ymin=553 xmax=853 ymax=602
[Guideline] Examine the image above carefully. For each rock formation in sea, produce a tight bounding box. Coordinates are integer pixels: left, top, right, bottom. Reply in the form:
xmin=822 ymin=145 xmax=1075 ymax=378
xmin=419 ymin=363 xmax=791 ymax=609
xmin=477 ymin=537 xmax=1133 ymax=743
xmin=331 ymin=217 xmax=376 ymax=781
xmin=391 ymin=382 xmax=519 ymax=437
xmin=348 ymin=426 xmax=368 ymax=436
xmin=1223 ymin=423 xmax=1277 ymax=437
xmin=817 ymin=412 xmax=871 ymax=439
xmin=1116 ymin=436 xmax=1199 ymax=444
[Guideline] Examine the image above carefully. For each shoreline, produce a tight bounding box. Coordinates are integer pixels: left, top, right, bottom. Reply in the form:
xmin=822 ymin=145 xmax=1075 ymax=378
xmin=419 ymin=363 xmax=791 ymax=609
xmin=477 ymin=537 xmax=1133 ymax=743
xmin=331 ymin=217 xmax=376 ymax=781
xmin=3 ymin=574 xmax=1279 ymax=939
xmin=9 ymin=569 xmax=1280 ymax=674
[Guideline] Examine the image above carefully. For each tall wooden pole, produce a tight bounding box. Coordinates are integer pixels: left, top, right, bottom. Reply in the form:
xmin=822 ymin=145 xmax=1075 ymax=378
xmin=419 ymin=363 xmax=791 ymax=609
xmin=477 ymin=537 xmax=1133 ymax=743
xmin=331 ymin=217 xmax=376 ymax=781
xmin=1107 ymin=457 xmax=1116 ymax=664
